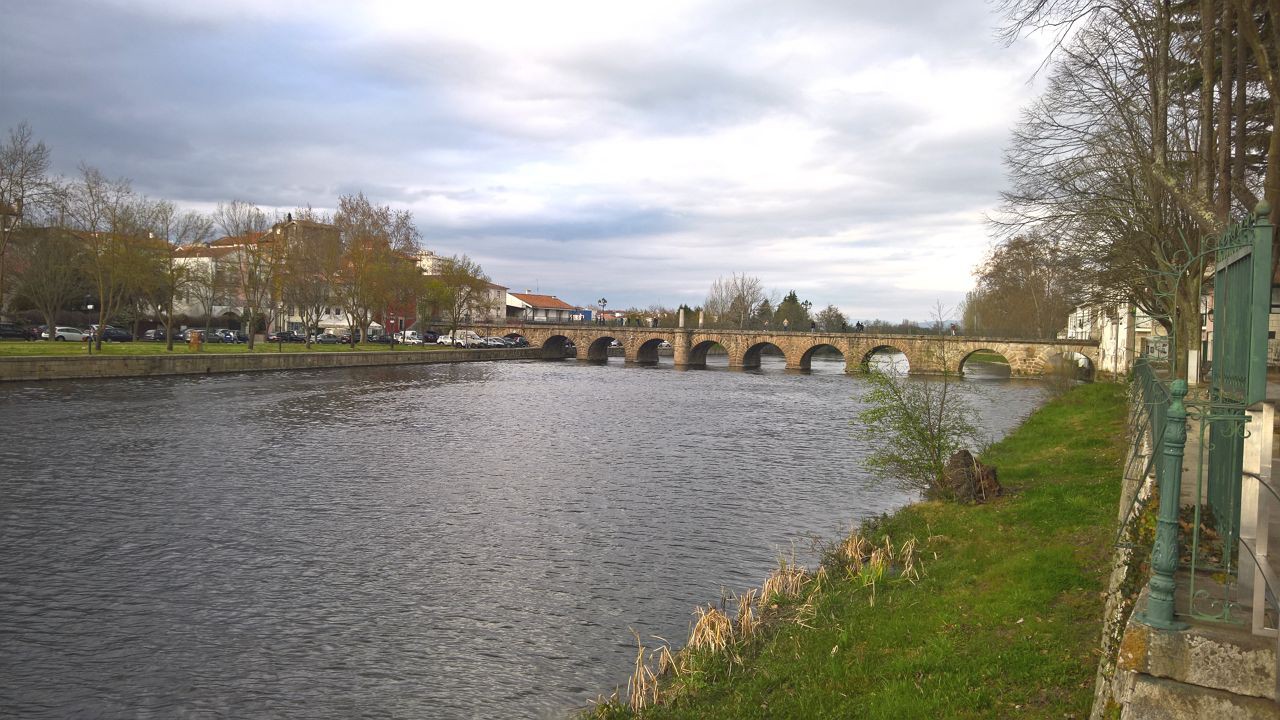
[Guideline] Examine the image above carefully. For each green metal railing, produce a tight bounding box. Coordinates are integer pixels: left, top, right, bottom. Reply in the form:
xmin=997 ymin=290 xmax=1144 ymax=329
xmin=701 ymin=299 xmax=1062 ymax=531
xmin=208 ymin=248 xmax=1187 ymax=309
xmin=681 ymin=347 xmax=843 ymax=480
xmin=1137 ymin=202 xmax=1274 ymax=631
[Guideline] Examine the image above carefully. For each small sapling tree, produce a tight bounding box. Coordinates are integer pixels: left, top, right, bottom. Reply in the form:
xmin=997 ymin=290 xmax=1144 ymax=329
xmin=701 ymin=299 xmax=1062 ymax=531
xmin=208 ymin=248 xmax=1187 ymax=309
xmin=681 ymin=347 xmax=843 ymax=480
xmin=857 ymin=302 xmax=983 ymax=500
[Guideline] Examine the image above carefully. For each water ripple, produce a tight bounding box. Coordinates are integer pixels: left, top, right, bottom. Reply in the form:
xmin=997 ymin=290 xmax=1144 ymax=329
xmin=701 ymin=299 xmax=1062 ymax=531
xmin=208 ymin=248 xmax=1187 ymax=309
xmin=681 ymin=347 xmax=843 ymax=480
xmin=0 ymin=356 xmax=1044 ymax=718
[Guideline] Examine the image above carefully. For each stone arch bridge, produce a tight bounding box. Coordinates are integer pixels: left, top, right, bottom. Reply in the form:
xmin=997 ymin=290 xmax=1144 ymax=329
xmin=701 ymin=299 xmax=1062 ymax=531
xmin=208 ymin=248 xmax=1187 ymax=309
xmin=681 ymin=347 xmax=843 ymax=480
xmin=462 ymin=323 xmax=1100 ymax=376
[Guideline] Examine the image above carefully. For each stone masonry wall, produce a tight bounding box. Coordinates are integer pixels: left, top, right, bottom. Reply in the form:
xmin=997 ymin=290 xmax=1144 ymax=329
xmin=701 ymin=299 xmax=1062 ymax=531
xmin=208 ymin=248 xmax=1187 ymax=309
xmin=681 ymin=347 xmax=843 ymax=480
xmin=0 ymin=347 xmax=543 ymax=383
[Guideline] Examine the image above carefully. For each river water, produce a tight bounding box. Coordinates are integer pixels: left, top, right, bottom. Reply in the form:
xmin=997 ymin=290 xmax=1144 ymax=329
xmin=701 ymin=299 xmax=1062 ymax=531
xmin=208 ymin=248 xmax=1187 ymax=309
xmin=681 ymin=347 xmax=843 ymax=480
xmin=0 ymin=356 xmax=1044 ymax=718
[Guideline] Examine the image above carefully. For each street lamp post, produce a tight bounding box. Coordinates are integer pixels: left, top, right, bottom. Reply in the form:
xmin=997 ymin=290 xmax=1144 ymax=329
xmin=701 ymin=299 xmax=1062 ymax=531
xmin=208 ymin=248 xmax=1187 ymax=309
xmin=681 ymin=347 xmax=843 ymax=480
xmin=85 ymin=296 xmax=94 ymax=355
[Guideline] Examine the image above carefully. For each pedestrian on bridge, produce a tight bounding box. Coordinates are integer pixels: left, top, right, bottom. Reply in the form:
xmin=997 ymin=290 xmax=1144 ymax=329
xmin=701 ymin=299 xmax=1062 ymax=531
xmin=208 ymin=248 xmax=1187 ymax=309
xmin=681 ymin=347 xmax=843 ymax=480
xmin=783 ymin=318 xmax=789 ymax=331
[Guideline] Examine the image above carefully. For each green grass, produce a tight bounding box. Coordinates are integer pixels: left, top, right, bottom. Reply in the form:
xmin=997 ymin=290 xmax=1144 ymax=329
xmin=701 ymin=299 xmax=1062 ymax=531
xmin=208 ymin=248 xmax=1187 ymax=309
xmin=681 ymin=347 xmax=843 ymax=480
xmin=591 ymin=382 xmax=1127 ymax=720
xmin=967 ymin=351 xmax=1010 ymax=364
xmin=0 ymin=339 xmax=458 ymax=356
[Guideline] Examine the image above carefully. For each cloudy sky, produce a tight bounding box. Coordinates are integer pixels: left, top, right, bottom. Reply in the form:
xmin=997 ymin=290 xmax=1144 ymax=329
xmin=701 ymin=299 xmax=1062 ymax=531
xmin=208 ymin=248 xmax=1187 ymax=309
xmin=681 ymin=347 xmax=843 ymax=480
xmin=1 ymin=0 xmax=1048 ymax=321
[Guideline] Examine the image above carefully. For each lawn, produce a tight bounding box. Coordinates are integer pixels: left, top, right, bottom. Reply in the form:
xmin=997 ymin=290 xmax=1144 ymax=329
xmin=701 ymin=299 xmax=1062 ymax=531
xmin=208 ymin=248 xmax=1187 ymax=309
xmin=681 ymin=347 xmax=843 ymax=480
xmin=588 ymin=382 xmax=1127 ymax=719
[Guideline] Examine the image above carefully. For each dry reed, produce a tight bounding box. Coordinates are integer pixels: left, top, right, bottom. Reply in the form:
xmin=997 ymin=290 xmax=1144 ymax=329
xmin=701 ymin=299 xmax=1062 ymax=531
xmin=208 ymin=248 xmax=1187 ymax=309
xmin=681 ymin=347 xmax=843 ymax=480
xmin=688 ymin=604 xmax=734 ymax=654
xmin=761 ymin=555 xmax=810 ymax=603
xmin=627 ymin=629 xmax=659 ymax=711
xmin=735 ymin=588 xmax=759 ymax=641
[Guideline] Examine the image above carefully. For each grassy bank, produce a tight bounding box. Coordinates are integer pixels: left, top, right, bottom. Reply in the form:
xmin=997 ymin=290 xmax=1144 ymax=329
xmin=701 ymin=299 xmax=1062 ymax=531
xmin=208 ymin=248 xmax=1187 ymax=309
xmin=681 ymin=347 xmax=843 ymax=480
xmin=0 ymin=339 xmax=456 ymax=357
xmin=591 ymin=382 xmax=1127 ymax=719
xmin=967 ymin=350 xmax=1011 ymax=364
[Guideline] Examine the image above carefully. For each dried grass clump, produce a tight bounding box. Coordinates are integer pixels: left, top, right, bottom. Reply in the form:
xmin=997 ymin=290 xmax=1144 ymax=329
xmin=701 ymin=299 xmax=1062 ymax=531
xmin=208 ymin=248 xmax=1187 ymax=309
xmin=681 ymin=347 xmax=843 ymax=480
xmin=761 ymin=556 xmax=810 ymax=604
xmin=735 ymin=588 xmax=759 ymax=641
xmin=688 ymin=604 xmax=734 ymax=654
xmin=824 ymin=530 xmax=927 ymax=603
xmin=898 ymin=537 xmax=920 ymax=583
xmin=627 ymin=630 xmax=659 ymax=711
xmin=654 ymin=641 xmax=680 ymax=677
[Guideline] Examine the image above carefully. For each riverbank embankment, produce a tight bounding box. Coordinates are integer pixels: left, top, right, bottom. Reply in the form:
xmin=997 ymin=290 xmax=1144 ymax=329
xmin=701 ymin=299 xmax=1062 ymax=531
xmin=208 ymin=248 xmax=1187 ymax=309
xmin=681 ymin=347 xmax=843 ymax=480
xmin=0 ymin=346 xmax=544 ymax=382
xmin=587 ymin=382 xmax=1127 ymax=719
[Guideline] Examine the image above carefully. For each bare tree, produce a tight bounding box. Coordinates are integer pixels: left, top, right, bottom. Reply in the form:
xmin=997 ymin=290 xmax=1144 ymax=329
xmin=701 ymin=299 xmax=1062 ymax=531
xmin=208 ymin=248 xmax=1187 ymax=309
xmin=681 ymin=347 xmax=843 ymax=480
xmin=214 ymin=200 xmax=273 ymax=349
xmin=704 ymin=273 xmax=765 ymax=329
xmin=992 ymin=0 xmax=1256 ymax=372
xmin=147 ymin=200 xmax=214 ymax=350
xmin=281 ymin=216 xmax=342 ymax=347
xmin=0 ymin=122 xmax=55 ymax=319
xmin=185 ymin=257 xmax=231 ymax=343
xmin=422 ymin=254 xmax=494 ymax=337
xmin=815 ymin=304 xmax=849 ymax=333
xmin=10 ymin=227 xmax=84 ymax=339
xmin=333 ymin=192 xmax=421 ymax=346
xmin=965 ymin=232 xmax=1080 ymax=338
xmin=66 ymin=165 xmax=156 ymax=350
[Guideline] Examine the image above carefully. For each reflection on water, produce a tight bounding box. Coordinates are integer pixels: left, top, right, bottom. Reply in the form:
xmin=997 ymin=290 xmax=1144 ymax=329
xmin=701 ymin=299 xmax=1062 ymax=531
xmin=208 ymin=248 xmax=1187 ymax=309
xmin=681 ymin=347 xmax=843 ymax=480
xmin=0 ymin=358 xmax=1046 ymax=718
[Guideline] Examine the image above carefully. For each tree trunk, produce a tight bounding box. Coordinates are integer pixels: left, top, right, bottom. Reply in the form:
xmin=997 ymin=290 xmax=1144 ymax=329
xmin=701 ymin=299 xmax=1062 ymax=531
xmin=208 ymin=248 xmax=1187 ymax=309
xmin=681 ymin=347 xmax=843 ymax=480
xmin=1198 ymin=0 xmax=1217 ymax=204
xmin=1218 ymin=0 xmax=1234 ymax=222
xmin=164 ymin=300 xmax=175 ymax=352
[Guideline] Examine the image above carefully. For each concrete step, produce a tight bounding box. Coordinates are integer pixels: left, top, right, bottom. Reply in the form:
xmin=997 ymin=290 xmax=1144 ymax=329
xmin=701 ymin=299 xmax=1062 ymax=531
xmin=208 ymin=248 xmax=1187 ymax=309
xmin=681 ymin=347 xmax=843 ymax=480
xmin=1123 ymin=674 xmax=1280 ymax=719
xmin=1122 ymin=589 xmax=1276 ymax=701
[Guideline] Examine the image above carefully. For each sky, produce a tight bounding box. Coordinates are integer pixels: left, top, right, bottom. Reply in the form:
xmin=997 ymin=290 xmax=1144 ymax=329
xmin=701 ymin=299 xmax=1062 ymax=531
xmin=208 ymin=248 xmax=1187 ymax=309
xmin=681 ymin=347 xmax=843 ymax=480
xmin=0 ymin=0 xmax=1050 ymax=321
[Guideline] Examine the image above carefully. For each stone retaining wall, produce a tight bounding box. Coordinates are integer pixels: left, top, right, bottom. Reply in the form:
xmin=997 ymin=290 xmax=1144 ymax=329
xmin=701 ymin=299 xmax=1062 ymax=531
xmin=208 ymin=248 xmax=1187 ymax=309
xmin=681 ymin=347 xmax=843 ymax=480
xmin=0 ymin=347 xmax=543 ymax=382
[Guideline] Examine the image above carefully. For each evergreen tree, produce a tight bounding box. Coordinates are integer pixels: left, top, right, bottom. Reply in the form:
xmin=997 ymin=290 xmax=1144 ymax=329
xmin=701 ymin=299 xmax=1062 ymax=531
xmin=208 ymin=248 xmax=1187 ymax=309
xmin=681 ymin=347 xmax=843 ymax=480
xmin=773 ymin=290 xmax=812 ymax=330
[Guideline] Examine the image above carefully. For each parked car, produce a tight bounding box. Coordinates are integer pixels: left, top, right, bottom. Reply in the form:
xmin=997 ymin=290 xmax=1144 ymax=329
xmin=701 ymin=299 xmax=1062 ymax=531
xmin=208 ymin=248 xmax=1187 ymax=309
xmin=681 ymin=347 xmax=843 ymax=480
xmin=189 ymin=329 xmax=222 ymax=343
xmin=367 ymin=334 xmax=393 ymax=344
xmin=483 ymin=336 xmax=507 ymax=348
xmin=508 ymin=336 xmax=529 ymax=347
xmin=314 ymin=333 xmax=341 ymax=345
xmin=98 ymin=327 xmax=133 ymax=342
xmin=395 ymin=331 xmax=424 ymax=345
xmin=339 ymin=329 xmax=362 ymax=343
xmin=0 ymin=322 xmax=28 ymax=339
xmin=43 ymin=326 xmax=86 ymax=342
xmin=460 ymin=331 xmax=486 ymax=348
xmin=143 ymin=328 xmax=167 ymax=342
xmin=267 ymin=330 xmax=304 ymax=343
xmin=422 ymin=330 xmax=440 ymax=343
xmin=216 ymin=329 xmax=245 ymax=343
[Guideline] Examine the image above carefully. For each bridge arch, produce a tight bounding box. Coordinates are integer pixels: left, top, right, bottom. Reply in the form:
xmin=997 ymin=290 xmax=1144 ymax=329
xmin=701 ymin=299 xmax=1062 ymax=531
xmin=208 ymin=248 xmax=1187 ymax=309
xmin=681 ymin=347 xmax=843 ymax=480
xmin=798 ymin=343 xmax=846 ymax=372
xmin=743 ymin=341 xmax=788 ymax=370
xmin=632 ymin=337 xmax=674 ymax=365
xmin=686 ymin=339 xmax=724 ymax=368
xmin=585 ymin=335 xmax=621 ymax=363
xmin=860 ymin=344 xmax=911 ymax=374
xmin=540 ymin=334 xmax=575 ymax=359
xmin=959 ymin=348 xmax=1012 ymax=378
